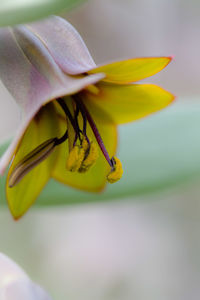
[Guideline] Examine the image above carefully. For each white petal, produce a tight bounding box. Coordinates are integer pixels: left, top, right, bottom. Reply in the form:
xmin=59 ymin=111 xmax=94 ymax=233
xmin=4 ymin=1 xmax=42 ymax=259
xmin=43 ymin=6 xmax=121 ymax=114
xmin=0 ymin=253 xmax=28 ymax=288
xmin=27 ymin=16 xmax=96 ymax=75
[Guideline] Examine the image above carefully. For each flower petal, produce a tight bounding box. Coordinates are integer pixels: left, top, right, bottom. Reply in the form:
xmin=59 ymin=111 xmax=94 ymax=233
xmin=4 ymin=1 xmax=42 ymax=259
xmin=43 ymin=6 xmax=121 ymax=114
xmin=0 ymin=253 xmax=52 ymax=299
xmin=88 ymin=57 xmax=172 ymax=84
xmin=0 ymin=26 xmax=104 ymax=174
xmin=3 ymin=280 xmax=52 ymax=300
xmin=27 ymin=16 xmax=96 ymax=75
xmin=52 ymin=102 xmax=117 ymax=192
xmin=0 ymin=253 xmax=28 ymax=285
xmin=82 ymin=83 xmax=175 ymax=124
xmin=6 ymin=103 xmax=59 ymax=219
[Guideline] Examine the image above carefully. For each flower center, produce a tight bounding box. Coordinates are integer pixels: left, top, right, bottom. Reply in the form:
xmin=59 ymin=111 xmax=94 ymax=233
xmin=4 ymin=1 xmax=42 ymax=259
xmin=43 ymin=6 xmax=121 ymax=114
xmin=9 ymin=96 xmax=123 ymax=187
xmin=57 ymin=96 xmax=123 ymax=183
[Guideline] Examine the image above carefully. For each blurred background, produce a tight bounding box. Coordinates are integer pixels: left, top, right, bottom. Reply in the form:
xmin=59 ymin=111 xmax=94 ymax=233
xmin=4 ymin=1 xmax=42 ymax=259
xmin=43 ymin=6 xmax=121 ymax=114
xmin=1 ymin=0 xmax=200 ymax=299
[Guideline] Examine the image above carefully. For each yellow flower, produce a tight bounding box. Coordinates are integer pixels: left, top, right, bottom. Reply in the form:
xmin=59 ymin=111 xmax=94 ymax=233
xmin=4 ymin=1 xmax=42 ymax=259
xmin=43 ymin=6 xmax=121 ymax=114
xmin=0 ymin=16 xmax=174 ymax=219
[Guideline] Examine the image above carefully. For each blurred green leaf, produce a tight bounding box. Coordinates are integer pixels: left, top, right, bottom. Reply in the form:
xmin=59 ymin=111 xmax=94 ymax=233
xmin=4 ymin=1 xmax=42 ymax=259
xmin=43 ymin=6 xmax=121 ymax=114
xmin=1 ymin=99 xmax=200 ymax=206
xmin=0 ymin=0 xmax=86 ymax=27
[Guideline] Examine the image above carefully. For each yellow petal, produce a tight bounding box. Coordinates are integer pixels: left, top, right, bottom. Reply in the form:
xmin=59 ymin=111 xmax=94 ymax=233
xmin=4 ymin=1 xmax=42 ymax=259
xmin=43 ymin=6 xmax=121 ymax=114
xmin=88 ymin=57 xmax=172 ymax=84
xmin=82 ymin=83 xmax=175 ymax=125
xmin=52 ymin=109 xmax=117 ymax=192
xmin=6 ymin=103 xmax=59 ymax=219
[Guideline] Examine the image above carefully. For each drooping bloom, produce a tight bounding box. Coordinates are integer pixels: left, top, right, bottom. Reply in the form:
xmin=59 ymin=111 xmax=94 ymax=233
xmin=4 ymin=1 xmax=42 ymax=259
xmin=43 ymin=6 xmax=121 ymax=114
xmin=0 ymin=252 xmax=52 ymax=299
xmin=0 ymin=16 xmax=174 ymax=219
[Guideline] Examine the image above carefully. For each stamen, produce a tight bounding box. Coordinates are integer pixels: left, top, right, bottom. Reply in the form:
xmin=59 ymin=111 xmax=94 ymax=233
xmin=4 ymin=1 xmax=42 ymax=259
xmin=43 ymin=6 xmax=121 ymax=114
xmin=73 ymin=105 xmax=79 ymax=146
xmin=74 ymin=96 xmax=113 ymax=168
xmin=79 ymin=107 xmax=90 ymax=144
xmin=79 ymin=140 xmax=99 ymax=173
xmin=66 ymin=145 xmax=85 ymax=172
xmin=57 ymin=98 xmax=81 ymax=140
xmin=107 ymin=157 xmax=123 ymax=183
xmin=9 ymin=138 xmax=57 ymax=187
xmin=81 ymin=106 xmax=87 ymax=136
xmin=55 ymin=130 xmax=68 ymax=145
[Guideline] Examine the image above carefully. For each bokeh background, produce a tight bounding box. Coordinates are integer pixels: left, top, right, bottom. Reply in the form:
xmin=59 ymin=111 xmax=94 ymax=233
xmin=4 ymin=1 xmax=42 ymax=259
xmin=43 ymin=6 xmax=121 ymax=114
xmin=1 ymin=0 xmax=200 ymax=299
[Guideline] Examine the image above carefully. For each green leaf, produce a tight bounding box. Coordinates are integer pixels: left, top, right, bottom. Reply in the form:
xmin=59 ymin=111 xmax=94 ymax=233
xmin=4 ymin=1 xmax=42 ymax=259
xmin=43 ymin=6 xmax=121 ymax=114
xmin=1 ymin=99 xmax=200 ymax=206
xmin=0 ymin=0 xmax=86 ymax=27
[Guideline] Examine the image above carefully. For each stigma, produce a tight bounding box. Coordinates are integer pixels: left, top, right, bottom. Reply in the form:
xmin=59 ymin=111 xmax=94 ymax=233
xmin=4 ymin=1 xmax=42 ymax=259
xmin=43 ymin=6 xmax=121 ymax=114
xmin=107 ymin=157 xmax=123 ymax=183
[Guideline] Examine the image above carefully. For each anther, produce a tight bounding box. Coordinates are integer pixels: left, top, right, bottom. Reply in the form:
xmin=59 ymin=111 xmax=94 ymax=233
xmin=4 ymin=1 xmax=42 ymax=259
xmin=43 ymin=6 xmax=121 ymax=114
xmin=78 ymin=139 xmax=99 ymax=173
xmin=66 ymin=145 xmax=85 ymax=172
xmin=107 ymin=157 xmax=123 ymax=183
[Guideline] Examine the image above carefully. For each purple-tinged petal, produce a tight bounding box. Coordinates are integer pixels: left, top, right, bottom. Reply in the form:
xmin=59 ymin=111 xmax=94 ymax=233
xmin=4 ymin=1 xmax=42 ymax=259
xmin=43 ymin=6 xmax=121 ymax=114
xmin=27 ymin=15 xmax=96 ymax=75
xmin=0 ymin=26 xmax=104 ymax=174
xmin=0 ymin=26 xmax=63 ymax=113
